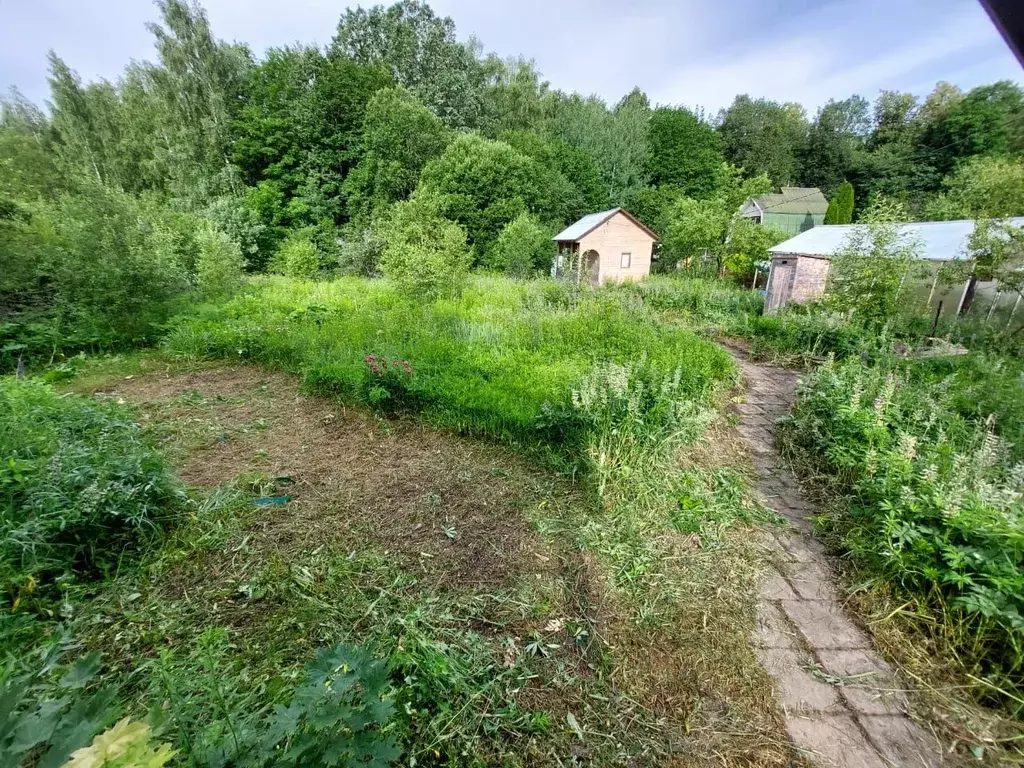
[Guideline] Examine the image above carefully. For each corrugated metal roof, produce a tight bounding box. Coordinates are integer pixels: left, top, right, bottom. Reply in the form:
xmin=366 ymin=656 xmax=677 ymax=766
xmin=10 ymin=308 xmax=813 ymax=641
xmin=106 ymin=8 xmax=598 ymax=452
xmin=751 ymin=187 xmax=829 ymax=215
xmin=553 ymin=208 xmax=621 ymax=241
xmin=769 ymin=218 xmax=1024 ymax=262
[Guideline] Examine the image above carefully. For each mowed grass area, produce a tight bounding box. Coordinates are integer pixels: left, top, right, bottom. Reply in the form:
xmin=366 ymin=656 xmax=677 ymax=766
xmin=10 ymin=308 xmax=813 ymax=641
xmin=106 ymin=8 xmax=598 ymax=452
xmin=46 ymin=360 xmax=789 ymax=766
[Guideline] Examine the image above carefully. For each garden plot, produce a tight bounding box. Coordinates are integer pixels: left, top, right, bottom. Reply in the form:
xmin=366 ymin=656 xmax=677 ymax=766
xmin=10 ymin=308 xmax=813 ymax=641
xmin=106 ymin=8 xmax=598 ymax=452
xmin=55 ymin=359 xmax=795 ymax=767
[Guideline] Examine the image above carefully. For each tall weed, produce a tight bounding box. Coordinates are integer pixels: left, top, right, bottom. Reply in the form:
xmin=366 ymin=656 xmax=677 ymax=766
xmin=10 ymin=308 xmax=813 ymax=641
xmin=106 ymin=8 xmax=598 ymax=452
xmin=0 ymin=378 xmax=182 ymax=609
xmin=784 ymin=354 xmax=1024 ymax=703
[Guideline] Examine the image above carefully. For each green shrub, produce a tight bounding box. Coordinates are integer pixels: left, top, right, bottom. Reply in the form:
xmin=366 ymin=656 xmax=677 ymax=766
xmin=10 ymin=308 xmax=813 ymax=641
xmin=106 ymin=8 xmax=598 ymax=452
xmin=0 ymin=378 xmax=182 ymax=607
xmin=376 ymin=198 xmax=472 ymax=300
xmin=278 ymin=237 xmax=322 ymax=279
xmin=0 ymin=183 xmax=189 ymax=369
xmin=337 ymin=228 xmax=384 ymax=277
xmin=488 ymin=213 xmax=554 ymax=277
xmin=195 ymin=225 xmax=244 ymax=297
xmin=203 ymin=196 xmax=268 ymax=271
xmin=784 ymin=354 xmax=1024 ymax=702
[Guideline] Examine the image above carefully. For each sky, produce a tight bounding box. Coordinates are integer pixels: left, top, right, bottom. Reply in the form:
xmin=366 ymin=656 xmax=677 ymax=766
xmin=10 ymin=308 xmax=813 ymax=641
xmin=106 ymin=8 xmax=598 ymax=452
xmin=0 ymin=0 xmax=1021 ymax=116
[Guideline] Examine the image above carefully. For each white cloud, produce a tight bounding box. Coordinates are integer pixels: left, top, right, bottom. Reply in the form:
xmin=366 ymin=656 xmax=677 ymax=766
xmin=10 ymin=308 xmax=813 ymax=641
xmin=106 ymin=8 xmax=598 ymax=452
xmin=651 ymin=2 xmax=1016 ymax=113
xmin=1 ymin=0 xmax=1019 ymax=113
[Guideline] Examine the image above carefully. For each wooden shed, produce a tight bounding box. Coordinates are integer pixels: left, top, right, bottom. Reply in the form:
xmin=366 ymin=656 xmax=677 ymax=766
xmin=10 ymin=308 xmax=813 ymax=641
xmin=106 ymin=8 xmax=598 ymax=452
xmin=551 ymin=208 xmax=657 ymax=285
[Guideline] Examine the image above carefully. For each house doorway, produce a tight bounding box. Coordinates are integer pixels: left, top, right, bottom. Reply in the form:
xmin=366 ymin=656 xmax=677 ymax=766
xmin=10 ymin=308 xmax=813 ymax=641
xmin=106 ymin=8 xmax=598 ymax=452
xmin=581 ymin=250 xmax=600 ymax=286
xmin=766 ymin=259 xmax=796 ymax=311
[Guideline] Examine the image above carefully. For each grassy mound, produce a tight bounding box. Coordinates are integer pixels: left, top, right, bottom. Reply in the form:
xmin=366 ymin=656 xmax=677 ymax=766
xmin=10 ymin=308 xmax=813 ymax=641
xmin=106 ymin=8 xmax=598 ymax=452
xmin=163 ymin=275 xmax=733 ymax=462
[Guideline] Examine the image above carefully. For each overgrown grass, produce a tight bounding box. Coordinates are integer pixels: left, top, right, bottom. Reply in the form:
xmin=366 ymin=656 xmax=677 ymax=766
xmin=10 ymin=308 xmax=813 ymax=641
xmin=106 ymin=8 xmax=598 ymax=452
xmin=1 ymin=276 xmax=792 ymax=766
xmin=0 ymin=377 xmax=183 ymax=610
xmin=781 ymin=353 xmax=1024 ymax=713
xmin=614 ymin=276 xmax=874 ymax=364
xmin=163 ymin=275 xmax=733 ymax=465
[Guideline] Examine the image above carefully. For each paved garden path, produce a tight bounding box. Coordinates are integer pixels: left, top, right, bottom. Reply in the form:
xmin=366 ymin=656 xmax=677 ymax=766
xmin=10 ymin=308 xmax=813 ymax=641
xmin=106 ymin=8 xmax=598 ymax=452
xmin=729 ymin=351 xmax=947 ymax=768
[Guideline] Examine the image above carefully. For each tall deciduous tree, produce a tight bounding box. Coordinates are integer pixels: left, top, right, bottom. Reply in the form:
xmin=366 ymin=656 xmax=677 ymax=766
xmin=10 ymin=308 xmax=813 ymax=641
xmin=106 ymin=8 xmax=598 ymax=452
xmin=717 ymin=95 xmax=807 ymax=186
xmin=331 ymin=0 xmax=485 ymax=129
xmin=497 ymin=129 xmax=599 ymax=219
xmin=920 ymin=81 xmax=1024 ymax=176
xmin=146 ymin=0 xmax=253 ymax=199
xmin=479 ymin=57 xmax=551 ymax=136
xmin=545 ymin=88 xmax=651 ymax=205
xmin=924 ymin=155 xmax=1024 ymax=220
xmin=231 ymin=47 xmax=392 ymax=231
xmin=0 ymin=91 xmax=62 ymax=200
xmin=870 ymin=91 xmax=918 ymax=148
xmin=800 ymin=96 xmax=869 ymax=194
xmin=647 ymin=106 xmax=725 ymax=198
xmin=416 ymin=133 xmax=554 ymax=259
xmin=344 ymin=87 xmax=452 ymax=224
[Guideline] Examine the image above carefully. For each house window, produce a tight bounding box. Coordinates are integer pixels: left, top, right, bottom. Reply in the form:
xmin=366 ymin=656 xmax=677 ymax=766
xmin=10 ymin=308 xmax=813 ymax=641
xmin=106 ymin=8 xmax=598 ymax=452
xmin=620 ymin=252 xmax=631 ymax=268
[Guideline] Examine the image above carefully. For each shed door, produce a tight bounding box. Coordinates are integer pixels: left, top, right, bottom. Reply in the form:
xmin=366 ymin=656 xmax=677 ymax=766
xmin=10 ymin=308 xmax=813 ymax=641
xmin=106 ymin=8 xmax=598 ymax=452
xmin=766 ymin=259 xmax=796 ymax=311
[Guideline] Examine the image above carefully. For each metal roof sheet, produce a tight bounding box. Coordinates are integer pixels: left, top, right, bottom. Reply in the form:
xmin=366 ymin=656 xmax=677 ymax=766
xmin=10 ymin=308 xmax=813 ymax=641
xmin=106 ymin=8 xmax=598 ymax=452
xmin=768 ymin=218 xmax=1024 ymax=262
xmin=752 ymin=187 xmax=829 ymax=215
xmin=552 ymin=208 xmax=621 ymax=241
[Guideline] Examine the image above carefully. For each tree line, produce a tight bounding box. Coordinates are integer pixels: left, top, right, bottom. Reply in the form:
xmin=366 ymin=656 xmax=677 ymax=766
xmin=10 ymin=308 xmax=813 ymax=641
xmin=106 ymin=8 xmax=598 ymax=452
xmin=2 ymin=0 xmax=1024 ymax=362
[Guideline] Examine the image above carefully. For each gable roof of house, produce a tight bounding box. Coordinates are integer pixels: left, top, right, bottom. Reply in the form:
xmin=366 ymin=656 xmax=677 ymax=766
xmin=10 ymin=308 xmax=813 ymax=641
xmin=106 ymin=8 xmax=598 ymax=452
xmin=552 ymin=208 xmax=658 ymax=242
xmin=768 ymin=218 xmax=1024 ymax=262
xmin=749 ymin=187 xmax=829 ymax=216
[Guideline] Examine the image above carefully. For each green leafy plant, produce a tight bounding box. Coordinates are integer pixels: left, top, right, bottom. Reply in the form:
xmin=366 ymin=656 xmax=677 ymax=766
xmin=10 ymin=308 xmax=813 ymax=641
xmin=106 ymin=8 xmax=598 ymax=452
xmin=0 ymin=651 xmax=117 ymax=768
xmin=63 ymin=719 xmax=174 ymax=768
xmin=0 ymin=378 xmax=182 ymax=608
xmin=363 ymin=355 xmax=416 ymax=413
xmin=784 ymin=354 xmax=1024 ymax=704
xmin=246 ymin=643 xmax=399 ymax=768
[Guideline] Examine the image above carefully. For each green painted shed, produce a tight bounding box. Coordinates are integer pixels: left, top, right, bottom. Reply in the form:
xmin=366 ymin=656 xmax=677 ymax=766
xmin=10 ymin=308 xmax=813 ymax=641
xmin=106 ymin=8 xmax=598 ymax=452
xmin=739 ymin=187 xmax=829 ymax=236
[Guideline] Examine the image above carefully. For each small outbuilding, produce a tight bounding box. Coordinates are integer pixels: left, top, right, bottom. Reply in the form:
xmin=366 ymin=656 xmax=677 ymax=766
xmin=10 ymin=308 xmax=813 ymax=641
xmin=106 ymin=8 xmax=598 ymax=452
xmin=764 ymin=218 xmax=1024 ymax=315
xmin=739 ymin=187 xmax=829 ymax=236
xmin=552 ymin=208 xmax=657 ymax=285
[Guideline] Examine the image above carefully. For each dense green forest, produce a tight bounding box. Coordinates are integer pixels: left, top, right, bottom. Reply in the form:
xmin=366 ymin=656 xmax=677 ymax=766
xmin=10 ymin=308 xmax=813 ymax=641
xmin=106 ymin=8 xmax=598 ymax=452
xmin=2 ymin=0 xmax=1024 ymax=367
